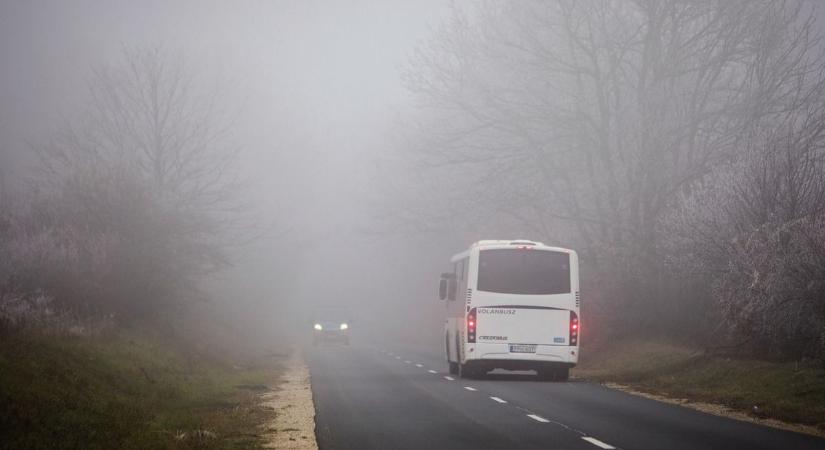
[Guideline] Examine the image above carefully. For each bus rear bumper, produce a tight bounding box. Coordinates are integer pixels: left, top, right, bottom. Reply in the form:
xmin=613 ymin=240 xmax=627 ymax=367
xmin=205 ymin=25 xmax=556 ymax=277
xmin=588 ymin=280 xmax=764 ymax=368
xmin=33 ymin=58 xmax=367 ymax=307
xmin=467 ymin=343 xmax=578 ymax=367
xmin=469 ymin=359 xmax=576 ymax=372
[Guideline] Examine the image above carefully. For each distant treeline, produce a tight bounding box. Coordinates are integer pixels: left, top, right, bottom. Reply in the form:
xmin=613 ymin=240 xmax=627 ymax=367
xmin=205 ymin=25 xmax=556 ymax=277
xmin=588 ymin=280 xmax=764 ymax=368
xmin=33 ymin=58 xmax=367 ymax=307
xmin=0 ymin=48 xmax=243 ymax=328
xmin=392 ymin=1 xmax=825 ymax=361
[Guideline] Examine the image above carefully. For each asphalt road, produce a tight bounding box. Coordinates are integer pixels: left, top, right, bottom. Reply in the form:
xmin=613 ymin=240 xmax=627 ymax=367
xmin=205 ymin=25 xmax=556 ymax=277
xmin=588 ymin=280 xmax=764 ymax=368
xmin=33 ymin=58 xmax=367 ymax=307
xmin=306 ymin=343 xmax=825 ymax=450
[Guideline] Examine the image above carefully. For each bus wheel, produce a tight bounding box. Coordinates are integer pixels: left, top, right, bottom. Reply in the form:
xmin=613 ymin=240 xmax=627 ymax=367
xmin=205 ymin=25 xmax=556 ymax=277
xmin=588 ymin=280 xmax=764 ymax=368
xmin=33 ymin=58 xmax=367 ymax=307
xmin=539 ymin=367 xmax=569 ymax=381
xmin=459 ymin=363 xmax=477 ymax=379
xmin=555 ymin=367 xmax=570 ymax=381
xmin=448 ymin=361 xmax=459 ymax=375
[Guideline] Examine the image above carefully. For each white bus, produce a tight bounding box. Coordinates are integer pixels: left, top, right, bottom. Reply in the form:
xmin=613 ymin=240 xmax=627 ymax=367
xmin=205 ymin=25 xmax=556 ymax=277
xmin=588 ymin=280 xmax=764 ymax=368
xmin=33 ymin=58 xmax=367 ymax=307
xmin=439 ymin=240 xmax=579 ymax=380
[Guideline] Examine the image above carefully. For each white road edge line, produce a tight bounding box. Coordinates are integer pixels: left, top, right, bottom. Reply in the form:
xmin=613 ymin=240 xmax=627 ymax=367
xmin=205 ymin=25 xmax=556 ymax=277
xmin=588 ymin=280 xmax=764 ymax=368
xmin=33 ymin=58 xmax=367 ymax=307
xmin=428 ymin=369 xmax=437 ymax=374
xmin=463 ymin=386 xmax=477 ymax=391
xmin=527 ymin=414 xmax=550 ymax=423
xmin=444 ymin=376 xmax=455 ymax=381
xmin=415 ymin=363 xmax=423 ymax=367
xmin=581 ymin=437 xmax=616 ymax=449
xmin=489 ymin=396 xmax=507 ymax=403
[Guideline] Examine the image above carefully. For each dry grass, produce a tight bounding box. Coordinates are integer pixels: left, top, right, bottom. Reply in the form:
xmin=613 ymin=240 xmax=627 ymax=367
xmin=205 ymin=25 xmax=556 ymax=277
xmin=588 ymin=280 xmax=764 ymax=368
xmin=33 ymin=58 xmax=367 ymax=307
xmin=574 ymin=339 xmax=825 ymax=432
xmin=0 ymin=329 xmax=287 ymax=450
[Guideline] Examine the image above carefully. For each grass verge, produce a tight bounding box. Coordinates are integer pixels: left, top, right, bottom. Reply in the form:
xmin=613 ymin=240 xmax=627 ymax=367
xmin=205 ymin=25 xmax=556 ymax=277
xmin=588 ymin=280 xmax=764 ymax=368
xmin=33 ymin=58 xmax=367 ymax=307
xmin=573 ymin=339 xmax=825 ymax=433
xmin=0 ymin=328 xmax=284 ymax=450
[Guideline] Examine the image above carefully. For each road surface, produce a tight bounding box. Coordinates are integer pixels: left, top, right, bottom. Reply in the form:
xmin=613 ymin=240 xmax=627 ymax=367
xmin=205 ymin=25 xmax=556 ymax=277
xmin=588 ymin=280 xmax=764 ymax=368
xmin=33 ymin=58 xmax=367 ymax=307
xmin=306 ymin=343 xmax=824 ymax=450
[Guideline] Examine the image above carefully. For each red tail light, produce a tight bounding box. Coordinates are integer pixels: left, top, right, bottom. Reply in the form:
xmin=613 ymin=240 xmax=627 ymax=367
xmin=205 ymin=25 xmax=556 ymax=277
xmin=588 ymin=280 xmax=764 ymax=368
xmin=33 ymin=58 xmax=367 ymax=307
xmin=570 ymin=311 xmax=579 ymax=346
xmin=467 ymin=308 xmax=477 ymax=343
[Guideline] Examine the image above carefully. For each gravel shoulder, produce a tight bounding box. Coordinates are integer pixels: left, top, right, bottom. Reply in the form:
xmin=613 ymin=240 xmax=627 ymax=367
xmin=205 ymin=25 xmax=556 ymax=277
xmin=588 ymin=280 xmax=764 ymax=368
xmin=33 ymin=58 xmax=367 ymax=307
xmin=261 ymin=349 xmax=318 ymax=449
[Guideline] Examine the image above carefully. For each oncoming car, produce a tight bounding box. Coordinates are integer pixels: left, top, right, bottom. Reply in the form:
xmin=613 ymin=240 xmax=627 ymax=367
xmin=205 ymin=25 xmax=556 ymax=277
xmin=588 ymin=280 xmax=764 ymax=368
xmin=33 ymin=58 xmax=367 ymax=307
xmin=311 ymin=307 xmax=351 ymax=346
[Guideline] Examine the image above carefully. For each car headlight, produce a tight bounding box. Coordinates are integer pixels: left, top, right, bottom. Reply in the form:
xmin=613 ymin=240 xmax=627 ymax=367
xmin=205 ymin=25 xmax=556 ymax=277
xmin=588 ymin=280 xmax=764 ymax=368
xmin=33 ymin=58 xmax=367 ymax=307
xmin=314 ymin=323 xmax=323 ymax=331
xmin=339 ymin=323 xmax=348 ymax=330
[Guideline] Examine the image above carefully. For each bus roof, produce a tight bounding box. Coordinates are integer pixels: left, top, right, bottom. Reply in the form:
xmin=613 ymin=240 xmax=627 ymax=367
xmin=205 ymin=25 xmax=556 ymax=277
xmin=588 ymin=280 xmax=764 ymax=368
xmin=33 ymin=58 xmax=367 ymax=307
xmin=450 ymin=240 xmax=574 ymax=263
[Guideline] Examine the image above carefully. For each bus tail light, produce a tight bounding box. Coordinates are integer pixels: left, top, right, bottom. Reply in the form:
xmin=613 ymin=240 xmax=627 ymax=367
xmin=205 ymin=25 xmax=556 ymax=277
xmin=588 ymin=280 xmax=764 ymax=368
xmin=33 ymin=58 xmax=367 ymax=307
xmin=570 ymin=311 xmax=579 ymax=346
xmin=467 ymin=308 xmax=477 ymax=343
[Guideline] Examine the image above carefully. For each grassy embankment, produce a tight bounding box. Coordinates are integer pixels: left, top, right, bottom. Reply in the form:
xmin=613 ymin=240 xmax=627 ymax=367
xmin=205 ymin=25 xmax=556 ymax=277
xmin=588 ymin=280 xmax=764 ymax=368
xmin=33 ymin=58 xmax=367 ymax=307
xmin=0 ymin=329 xmax=285 ymax=450
xmin=573 ymin=339 xmax=825 ymax=432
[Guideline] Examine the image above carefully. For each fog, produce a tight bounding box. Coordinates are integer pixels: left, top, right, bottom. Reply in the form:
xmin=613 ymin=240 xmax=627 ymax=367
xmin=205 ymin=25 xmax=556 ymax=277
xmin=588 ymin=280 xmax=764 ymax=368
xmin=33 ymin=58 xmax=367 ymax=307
xmin=4 ymin=1 xmax=825 ymax=362
xmin=0 ymin=0 xmax=461 ymax=347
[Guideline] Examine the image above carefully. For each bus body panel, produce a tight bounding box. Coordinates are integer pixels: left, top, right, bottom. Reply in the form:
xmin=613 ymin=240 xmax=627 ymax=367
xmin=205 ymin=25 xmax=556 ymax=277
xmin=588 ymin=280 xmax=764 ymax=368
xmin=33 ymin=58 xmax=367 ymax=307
xmin=475 ymin=306 xmax=571 ymax=347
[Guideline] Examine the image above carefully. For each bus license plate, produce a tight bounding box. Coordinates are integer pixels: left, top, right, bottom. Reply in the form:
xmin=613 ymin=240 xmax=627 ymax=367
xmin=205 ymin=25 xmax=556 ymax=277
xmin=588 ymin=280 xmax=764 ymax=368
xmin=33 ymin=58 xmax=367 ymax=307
xmin=509 ymin=344 xmax=537 ymax=353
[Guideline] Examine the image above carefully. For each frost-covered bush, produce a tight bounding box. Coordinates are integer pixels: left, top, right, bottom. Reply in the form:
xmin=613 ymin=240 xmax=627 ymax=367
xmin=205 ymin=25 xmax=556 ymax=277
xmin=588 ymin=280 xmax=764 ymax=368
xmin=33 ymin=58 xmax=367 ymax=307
xmin=666 ymin=115 xmax=825 ymax=360
xmin=0 ymin=166 xmax=220 ymax=325
xmin=715 ymin=218 xmax=825 ymax=360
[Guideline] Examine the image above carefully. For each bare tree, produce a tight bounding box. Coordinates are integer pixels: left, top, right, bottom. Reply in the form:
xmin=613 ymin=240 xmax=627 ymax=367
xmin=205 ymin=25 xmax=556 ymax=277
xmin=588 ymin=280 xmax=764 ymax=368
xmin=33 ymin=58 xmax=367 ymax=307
xmin=17 ymin=47 xmax=247 ymax=320
xmin=38 ymin=47 xmax=243 ymax=244
xmin=397 ymin=0 xmax=825 ymax=334
xmin=664 ymin=70 xmax=825 ymax=359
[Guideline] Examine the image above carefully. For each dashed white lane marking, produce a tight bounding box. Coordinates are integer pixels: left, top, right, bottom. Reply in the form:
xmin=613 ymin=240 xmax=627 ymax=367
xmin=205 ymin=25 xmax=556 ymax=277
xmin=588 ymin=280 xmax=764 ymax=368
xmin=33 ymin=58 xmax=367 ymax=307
xmin=379 ymin=350 xmax=606 ymax=446
xmin=527 ymin=414 xmax=550 ymax=423
xmin=581 ymin=437 xmax=616 ymax=449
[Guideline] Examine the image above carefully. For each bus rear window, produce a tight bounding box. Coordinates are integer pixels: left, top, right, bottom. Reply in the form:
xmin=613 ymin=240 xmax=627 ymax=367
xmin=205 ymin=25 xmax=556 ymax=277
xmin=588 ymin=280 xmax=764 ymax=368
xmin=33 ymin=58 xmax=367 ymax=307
xmin=477 ymin=249 xmax=570 ymax=295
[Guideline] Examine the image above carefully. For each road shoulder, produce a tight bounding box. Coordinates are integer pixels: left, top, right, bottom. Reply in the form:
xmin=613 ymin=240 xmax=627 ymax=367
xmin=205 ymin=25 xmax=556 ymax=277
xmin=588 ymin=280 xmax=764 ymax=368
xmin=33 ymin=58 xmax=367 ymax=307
xmin=602 ymin=382 xmax=825 ymax=438
xmin=575 ymin=339 xmax=825 ymax=437
xmin=261 ymin=349 xmax=318 ymax=449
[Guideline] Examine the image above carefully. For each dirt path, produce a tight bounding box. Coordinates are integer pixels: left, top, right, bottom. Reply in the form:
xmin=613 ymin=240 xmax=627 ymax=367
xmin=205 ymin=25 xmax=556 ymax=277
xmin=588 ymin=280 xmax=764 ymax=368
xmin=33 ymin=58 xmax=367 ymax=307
xmin=261 ymin=349 xmax=318 ymax=449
